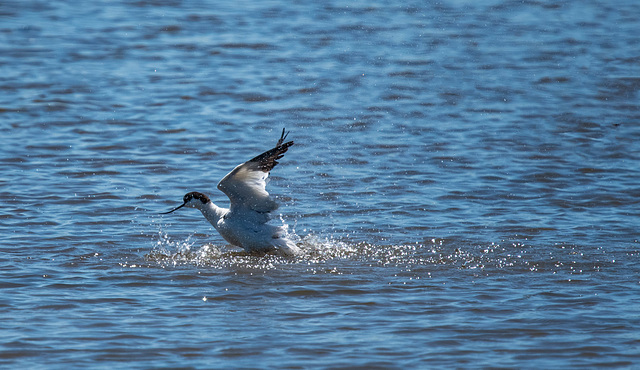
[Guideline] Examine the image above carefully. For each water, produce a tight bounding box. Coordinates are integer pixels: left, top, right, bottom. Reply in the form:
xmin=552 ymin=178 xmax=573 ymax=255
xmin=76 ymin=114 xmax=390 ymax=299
xmin=1 ymin=0 xmax=639 ymax=368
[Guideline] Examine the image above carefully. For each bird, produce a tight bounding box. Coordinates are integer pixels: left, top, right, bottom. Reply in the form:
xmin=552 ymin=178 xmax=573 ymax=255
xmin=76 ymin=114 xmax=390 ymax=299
xmin=160 ymin=128 xmax=301 ymax=256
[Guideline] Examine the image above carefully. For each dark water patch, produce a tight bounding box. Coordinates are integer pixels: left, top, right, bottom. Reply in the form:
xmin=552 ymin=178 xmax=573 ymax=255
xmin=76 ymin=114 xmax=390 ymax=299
xmin=218 ymin=43 xmax=274 ymax=50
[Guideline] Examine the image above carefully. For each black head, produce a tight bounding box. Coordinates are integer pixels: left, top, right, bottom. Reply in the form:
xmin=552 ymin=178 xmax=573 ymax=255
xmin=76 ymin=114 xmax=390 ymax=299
xmin=183 ymin=191 xmax=210 ymax=205
xmin=160 ymin=191 xmax=211 ymax=214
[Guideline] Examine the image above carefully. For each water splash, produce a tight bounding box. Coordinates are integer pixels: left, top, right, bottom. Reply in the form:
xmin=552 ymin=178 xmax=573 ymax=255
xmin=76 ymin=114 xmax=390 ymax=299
xmin=141 ymin=229 xmax=445 ymax=271
xmin=136 ymin=224 xmax=612 ymax=279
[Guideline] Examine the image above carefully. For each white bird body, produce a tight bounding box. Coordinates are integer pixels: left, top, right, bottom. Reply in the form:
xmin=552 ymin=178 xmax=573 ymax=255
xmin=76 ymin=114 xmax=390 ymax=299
xmin=161 ymin=129 xmax=300 ymax=256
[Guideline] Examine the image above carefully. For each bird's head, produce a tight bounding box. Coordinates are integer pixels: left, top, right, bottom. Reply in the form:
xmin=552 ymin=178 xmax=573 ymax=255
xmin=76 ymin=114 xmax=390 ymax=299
xmin=160 ymin=191 xmax=210 ymax=214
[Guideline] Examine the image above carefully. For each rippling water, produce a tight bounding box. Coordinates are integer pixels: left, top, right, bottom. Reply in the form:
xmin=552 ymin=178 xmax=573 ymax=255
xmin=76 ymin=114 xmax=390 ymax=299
xmin=1 ymin=0 xmax=639 ymax=368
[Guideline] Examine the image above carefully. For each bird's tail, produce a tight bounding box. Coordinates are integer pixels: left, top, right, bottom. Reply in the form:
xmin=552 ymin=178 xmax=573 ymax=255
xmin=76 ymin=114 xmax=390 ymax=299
xmin=273 ymin=236 xmax=301 ymax=257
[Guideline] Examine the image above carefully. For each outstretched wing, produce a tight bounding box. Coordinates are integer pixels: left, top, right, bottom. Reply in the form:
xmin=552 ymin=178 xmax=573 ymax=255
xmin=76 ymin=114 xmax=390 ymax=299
xmin=217 ymin=129 xmax=294 ymax=213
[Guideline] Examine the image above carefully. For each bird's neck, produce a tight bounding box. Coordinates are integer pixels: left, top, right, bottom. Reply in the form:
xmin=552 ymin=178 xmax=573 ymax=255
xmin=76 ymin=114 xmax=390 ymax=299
xmin=199 ymin=202 xmax=226 ymax=227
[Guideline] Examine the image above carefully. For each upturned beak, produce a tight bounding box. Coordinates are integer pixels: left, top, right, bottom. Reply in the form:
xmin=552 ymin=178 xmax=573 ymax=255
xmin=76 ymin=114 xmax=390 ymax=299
xmin=160 ymin=202 xmax=186 ymax=214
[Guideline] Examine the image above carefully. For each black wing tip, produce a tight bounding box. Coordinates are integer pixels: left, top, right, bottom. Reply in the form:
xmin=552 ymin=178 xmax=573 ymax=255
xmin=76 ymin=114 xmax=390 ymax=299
xmin=277 ymin=128 xmax=290 ymax=146
xmin=249 ymin=129 xmax=294 ymax=172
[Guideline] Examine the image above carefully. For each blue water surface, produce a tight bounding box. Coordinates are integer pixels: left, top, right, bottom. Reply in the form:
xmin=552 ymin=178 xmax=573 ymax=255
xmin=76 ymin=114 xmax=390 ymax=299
xmin=1 ymin=0 xmax=639 ymax=368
